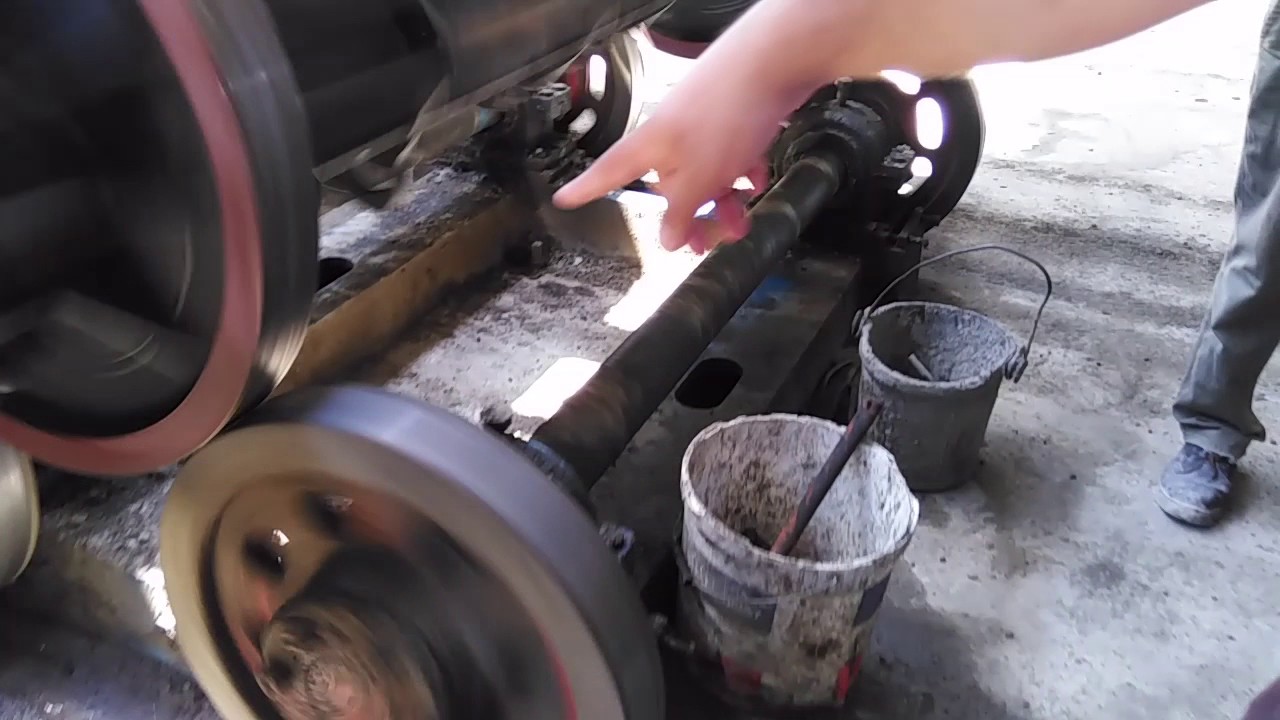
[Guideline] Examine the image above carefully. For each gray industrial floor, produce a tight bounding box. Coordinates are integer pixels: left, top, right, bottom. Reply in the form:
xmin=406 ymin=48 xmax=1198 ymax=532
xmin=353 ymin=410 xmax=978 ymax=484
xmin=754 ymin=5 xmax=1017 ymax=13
xmin=2 ymin=2 xmax=1278 ymax=718
xmin=863 ymin=3 xmax=1280 ymax=717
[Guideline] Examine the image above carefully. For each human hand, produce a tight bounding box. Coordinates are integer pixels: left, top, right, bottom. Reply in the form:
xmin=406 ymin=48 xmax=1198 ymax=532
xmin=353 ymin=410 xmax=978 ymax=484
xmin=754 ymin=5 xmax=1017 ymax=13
xmin=552 ymin=53 xmax=811 ymax=254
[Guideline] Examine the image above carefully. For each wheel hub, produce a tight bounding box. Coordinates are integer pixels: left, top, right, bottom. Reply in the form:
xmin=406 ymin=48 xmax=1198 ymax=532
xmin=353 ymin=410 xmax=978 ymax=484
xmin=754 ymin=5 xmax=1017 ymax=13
xmin=256 ymin=547 xmax=444 ymax=720
xmin=162 ymin=386 xmax=664 ymax=720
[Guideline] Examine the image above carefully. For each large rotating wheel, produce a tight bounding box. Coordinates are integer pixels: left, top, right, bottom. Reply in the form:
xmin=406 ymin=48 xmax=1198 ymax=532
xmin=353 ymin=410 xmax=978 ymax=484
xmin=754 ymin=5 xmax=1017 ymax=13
xmin=558 ymin=29 xmax=648 ymax=157
xmin=161 ymin=386 xmax=664 ymax=720
xmin=0 ymin=0 xmax=317 ymax=475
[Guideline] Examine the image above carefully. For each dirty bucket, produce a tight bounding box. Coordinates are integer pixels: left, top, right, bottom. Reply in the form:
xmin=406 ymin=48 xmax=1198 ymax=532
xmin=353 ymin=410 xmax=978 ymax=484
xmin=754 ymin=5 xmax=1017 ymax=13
xmin=677 ymin=413 xmax=919 ymax=709
xmin=856 ymin=244 xmax=1053 ymax=492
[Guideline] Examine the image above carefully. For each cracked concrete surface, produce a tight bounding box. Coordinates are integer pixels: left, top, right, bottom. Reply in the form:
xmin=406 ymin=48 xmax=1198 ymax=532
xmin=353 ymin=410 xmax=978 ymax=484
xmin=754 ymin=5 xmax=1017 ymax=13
xmin=1 ymin=2 xmax=1278 ymax=718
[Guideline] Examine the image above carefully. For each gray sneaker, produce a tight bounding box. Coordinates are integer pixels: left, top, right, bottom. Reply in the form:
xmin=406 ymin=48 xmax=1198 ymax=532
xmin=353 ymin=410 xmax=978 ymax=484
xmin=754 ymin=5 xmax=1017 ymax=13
xmin=1156 ymin=444 xmax=1235 ymax=527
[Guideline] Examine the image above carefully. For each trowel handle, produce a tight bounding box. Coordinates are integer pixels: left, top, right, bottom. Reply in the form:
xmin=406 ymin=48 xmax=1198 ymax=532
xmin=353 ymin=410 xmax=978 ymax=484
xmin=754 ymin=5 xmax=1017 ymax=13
xmin=854 ymin=244 xmax=1054 ymax=382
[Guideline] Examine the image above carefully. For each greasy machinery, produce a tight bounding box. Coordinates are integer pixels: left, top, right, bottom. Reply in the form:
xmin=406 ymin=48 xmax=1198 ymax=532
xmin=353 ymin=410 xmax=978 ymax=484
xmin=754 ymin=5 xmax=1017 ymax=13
xmin=0 ymin=0 xmax=985 ymax=717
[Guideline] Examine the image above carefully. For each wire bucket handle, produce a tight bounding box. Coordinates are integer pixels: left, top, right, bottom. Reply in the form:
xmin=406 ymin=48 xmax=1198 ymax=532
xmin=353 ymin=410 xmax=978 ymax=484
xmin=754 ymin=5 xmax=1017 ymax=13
xmin=852 ymin=244 xmax=1053 ymax=383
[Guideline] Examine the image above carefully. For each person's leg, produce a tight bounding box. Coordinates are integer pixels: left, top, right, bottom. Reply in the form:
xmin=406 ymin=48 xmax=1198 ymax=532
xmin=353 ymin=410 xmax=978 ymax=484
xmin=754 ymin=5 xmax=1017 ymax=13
xmin=1162 ymin=4 xmax=1280 ymax=527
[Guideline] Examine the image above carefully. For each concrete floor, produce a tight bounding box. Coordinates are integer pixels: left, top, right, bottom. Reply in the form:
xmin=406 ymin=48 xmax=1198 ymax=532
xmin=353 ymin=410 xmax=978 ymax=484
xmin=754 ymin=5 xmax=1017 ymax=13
xmin=2 ymin=3 xmax=1278 ymax=718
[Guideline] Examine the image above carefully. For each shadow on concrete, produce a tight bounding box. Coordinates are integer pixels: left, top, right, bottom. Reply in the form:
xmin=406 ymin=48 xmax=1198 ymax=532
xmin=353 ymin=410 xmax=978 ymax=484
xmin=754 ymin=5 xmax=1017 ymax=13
xmin=852 ymin=566 xmax=1027 ymax=720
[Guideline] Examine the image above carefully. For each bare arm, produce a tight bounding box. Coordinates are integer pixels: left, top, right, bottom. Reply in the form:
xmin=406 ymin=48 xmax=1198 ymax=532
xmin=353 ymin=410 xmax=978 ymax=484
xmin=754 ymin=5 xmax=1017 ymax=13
xmin=699 ymin=0 xmax=1214 ymax=101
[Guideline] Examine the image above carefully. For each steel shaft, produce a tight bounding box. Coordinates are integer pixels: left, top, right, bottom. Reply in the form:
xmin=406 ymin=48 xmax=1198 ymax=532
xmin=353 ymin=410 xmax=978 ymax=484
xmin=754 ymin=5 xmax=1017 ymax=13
xmin=530 ymin=150 xmax=846 ymax=488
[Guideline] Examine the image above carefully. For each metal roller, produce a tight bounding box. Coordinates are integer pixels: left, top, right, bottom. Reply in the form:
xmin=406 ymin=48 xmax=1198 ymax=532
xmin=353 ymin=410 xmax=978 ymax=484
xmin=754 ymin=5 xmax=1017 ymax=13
xmin=161 ymin=385 xmax=664 ymax=720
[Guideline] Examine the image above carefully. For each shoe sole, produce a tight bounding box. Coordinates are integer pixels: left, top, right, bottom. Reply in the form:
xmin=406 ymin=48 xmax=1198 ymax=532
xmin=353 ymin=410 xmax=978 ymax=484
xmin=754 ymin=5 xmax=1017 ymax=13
xmin=1155 ymin=485 xmax=1224 ymax=528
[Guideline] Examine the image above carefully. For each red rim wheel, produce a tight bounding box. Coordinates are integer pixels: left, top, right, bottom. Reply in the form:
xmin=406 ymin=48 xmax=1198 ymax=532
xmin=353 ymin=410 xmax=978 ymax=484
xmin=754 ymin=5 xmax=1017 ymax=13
xmin=0 ymin=0 xmax=316 ymax=475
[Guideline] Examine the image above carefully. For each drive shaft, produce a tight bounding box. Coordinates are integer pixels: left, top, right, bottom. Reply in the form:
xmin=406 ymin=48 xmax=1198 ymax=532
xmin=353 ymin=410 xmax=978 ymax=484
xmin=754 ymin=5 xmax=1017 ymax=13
xmin=531 ymin=150 xmax=847 ymax=489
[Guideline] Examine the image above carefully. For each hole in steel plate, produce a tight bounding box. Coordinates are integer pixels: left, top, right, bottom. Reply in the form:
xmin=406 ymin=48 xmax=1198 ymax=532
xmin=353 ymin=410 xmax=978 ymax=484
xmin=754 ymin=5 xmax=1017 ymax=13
xmin=676 ymin=357 xmax=744 ymax=409
xmin=317 ymin=256 xmax=354 ymax=290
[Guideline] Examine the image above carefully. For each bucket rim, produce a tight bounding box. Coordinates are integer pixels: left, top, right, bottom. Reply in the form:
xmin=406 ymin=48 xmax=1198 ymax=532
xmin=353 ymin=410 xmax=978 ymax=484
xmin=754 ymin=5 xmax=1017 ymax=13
xmin=679 ymin=413 xmax=920 ymax=573
xmin=859 ymin=301 xmax=1018 ymax=393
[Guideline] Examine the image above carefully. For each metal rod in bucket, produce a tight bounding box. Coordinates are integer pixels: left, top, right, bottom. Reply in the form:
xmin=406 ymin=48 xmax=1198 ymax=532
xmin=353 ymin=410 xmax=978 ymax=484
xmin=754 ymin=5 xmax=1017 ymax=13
xmin=771 ymin=398 xmax=885 ymax=556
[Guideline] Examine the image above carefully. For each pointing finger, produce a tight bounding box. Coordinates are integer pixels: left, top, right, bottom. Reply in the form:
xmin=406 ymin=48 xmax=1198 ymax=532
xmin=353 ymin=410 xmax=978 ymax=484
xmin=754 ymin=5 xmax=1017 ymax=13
xmin=552 ymin=127 xmax=659 ymax=209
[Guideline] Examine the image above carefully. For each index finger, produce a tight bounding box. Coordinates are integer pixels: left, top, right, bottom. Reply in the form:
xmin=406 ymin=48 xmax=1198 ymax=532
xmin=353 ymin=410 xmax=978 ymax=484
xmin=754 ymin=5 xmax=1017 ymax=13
xmin=552 ymin=127 xmax=659 ymax=209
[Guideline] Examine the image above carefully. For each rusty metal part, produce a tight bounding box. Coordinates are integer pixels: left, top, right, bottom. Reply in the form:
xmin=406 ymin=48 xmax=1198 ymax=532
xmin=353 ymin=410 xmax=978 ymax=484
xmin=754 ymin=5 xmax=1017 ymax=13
xmin=0 ymin=442 xmax=38 ymax=586
xmin=530 ymin=149 xmax=847 ymax=488
xmin=590 ymin=249 xmax=866 ymax=595
xmin=161 ymin=385 xmax=663 ymax=720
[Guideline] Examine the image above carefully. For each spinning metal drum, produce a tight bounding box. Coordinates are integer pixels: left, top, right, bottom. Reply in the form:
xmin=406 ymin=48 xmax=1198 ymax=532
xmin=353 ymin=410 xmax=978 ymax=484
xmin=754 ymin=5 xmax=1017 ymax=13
xmin=0 ymin=0 xmax=316 ymax=475
xmin=0 ymin=0 xmax=672 ymax=476
xmin=161 ymin=386 xmax=664 ymax=720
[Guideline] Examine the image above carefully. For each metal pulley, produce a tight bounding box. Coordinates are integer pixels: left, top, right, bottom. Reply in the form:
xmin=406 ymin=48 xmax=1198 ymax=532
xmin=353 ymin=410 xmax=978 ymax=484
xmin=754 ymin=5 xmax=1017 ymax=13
xmin=161 ymin=386 xmax=664 ymax=720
